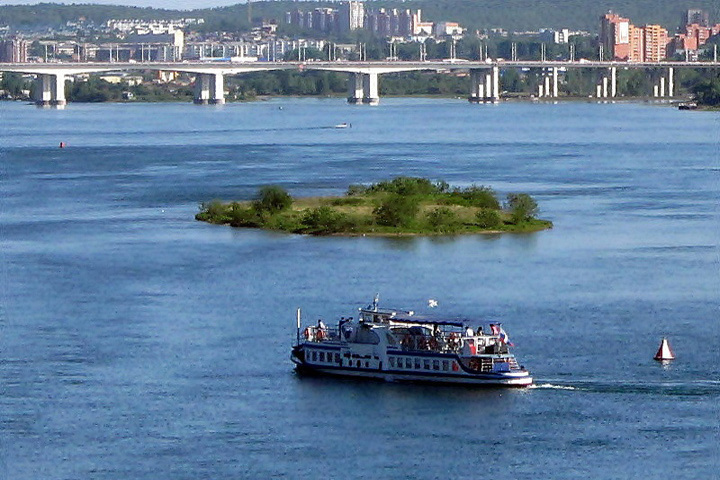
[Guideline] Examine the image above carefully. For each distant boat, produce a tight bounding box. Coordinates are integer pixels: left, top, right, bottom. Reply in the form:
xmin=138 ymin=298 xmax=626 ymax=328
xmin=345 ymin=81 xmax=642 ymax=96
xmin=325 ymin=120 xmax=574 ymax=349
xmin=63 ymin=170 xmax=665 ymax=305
xmin=334 ymin=122 xmax=351 ymax=129
xmin=677 ymin=102 xmax=698 ymax=110
xmin=654 ymin=337 xmax=675 ymax=361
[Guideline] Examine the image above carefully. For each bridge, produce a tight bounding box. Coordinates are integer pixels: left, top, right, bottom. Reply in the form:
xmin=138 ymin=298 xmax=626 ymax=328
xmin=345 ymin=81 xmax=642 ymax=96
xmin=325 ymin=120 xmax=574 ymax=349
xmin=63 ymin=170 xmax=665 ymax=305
xmin=1 ymin=59 xmax=718 ymax=106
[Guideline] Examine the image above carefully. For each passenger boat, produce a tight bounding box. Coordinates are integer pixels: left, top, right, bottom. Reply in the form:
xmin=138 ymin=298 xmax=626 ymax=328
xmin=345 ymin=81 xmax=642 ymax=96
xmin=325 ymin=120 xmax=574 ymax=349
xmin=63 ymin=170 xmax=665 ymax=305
xmin=290 ymin=297 xmax=533 ymax=387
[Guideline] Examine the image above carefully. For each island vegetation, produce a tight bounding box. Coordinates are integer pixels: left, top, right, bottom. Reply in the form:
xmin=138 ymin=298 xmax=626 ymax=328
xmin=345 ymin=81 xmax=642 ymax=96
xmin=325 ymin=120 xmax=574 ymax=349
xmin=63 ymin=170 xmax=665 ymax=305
xmin=196 ymin=177 xmax=552 ymax=236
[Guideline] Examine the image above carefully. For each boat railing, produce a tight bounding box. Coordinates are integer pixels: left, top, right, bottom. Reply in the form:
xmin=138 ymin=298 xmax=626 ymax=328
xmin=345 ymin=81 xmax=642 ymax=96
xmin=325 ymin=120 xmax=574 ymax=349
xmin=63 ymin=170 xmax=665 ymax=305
xmin=463 ymin=356 xmax=518 ymax=373
xmin=302 ymin=325 xmax=340 ymax=343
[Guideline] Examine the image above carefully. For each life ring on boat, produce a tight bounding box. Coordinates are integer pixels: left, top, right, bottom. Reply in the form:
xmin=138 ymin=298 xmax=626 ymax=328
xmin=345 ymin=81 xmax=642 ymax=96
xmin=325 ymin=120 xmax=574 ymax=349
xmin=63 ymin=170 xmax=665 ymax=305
xmin=316 ymin=328 xmax=326 ymax=341
xmin=303 ymin=327 xmax=312 ymax=340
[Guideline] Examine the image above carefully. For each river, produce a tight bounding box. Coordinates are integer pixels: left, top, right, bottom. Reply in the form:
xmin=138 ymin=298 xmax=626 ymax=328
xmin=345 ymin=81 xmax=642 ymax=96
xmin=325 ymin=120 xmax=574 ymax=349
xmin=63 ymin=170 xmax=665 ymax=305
xmin=1 ymin=98 xmax=719 ymax=479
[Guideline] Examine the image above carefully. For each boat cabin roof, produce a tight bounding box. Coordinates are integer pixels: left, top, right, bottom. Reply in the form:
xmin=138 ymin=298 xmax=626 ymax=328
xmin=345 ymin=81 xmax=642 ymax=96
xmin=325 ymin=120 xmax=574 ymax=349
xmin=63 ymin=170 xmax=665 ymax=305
xmin=359 ymin=307 xmax=466 ymax=328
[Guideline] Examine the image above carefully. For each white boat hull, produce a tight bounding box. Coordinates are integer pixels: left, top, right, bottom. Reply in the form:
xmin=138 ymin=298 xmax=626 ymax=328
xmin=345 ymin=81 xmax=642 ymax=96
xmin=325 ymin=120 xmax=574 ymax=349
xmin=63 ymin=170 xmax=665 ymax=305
xmin=291 ymin=347 xmax=533 ymax=387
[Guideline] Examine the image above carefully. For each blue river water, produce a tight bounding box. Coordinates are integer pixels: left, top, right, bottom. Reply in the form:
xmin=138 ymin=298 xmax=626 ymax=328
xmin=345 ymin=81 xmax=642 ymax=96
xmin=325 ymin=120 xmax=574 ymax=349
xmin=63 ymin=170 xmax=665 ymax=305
xmin=1 ymin=98 xmax=719 ymax=479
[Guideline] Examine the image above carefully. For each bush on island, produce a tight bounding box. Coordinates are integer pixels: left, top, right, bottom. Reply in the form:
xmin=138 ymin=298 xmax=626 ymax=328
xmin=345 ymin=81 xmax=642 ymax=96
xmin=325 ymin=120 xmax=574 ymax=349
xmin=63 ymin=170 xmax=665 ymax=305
xmin=301 ymin=206 xmax=349 ymax=235
xmin=253 ymin=186 xmax=292 ymax=215
xmin=506 ymin=193 xmax=539 ymax=224
xmin=475 ymin=208 xmax=501 ymax=229
xmin=448 ymin=185 xmax=500 ymax=209
xmin=229 ymin=202 xmax=261 ymax=228
xmin=373 ymin=194 xmax=420 ymax=227
xmin=368 ymin=177 xmax=444 ymax=196
xmin=197 ymin=200 xmax=229 ymax=223
xmin=426 ymin=207 xmax=460 ymax=233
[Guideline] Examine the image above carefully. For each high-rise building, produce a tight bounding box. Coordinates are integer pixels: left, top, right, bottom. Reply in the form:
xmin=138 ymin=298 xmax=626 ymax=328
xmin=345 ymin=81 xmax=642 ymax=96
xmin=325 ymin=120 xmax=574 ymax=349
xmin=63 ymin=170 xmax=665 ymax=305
xmin=601 ymin=12 xmax=670 ymax=62
xmin=0 ymin=38 xmax=28 ymax=62
xmin=600 ymin=13 xmax=630 ymax=60
xmin=338 ymin=1 xmax=364 ymax=33
xmin=641 ymin=24 xmax=669 ymax=62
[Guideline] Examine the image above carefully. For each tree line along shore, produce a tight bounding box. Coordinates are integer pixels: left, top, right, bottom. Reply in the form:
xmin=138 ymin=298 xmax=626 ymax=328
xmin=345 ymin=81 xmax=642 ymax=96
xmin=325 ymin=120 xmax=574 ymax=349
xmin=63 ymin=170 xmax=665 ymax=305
xmin=196 ymin=177 xmax=553 ymax=236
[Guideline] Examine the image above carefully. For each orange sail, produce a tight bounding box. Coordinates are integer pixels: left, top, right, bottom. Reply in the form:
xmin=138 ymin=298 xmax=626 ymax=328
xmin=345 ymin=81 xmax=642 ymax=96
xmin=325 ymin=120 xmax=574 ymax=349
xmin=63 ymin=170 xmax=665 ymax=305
xmin=654 ymin=337 xmax=675 ymax=361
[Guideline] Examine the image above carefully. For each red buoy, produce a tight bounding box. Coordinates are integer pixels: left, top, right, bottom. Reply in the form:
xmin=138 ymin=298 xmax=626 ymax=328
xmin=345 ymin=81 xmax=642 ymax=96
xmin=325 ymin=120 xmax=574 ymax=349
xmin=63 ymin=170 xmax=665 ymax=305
xmin=654 ymin=337 xmax=675 ymax=361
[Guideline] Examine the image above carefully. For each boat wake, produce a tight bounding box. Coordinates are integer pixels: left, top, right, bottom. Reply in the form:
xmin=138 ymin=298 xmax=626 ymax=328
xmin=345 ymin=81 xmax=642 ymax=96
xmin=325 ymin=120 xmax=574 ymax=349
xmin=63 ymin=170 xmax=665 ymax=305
xmin=528 ymin=383 xmax=577 ymax=391
xmin=530 ymin=379 xmax=720 ymax=396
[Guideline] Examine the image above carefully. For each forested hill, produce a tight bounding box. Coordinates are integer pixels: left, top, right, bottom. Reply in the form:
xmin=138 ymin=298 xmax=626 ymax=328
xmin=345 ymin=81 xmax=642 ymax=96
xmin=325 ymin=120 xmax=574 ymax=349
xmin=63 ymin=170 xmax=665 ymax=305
xmin=2 ymin=0 xmax=719 ymax=33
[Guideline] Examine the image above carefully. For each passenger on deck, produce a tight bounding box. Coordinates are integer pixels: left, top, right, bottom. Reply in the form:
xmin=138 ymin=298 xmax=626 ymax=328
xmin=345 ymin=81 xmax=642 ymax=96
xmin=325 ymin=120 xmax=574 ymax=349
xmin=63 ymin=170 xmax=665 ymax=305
xmin=465 ymin=327 xmax=474 ymax=337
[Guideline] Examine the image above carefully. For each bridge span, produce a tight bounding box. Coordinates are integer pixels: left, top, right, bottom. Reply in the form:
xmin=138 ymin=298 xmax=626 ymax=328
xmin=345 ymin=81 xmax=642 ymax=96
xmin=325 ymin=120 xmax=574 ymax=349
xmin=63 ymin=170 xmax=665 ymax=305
xmin=1 ymin=59 xmax=718 ymax=106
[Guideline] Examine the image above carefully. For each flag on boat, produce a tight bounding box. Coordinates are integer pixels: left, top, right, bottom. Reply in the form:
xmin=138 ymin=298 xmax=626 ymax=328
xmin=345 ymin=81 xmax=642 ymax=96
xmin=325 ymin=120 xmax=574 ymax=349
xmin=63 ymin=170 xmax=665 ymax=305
xmin=491 ymin=323 xmax=514 ymax=346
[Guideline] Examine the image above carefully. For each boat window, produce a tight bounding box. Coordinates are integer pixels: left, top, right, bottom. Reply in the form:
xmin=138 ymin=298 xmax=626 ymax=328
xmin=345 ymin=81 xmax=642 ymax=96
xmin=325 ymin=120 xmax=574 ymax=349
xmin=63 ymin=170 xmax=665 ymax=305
xmin=405 ymin=358 xmax=412 ymax=369
xmin=319 ymin=352 xmax=325 ymax=362
xmin=356 ymin=360 xmax=361 ymax=368
xmin=334 ymin=353 xmax=340 ymax=363
xmin=389 ymin=357 xmax=395 ymax=368
xmin=442 ymin=361 xmax=449 ymax=371
xmin=312 ymin=351 xmax=317 ymax=361
xmin=433 ymin=360 xmax=440 ymax=371
xmin=365 ymin=361 xmax=369 ymax=368
xmin=354 ymin=328 xmax=380 ymax=345
xmin=414 ymin=359 xmax=421 ymax=369
xmin=424 ymin=360 xmax=430 ymax=370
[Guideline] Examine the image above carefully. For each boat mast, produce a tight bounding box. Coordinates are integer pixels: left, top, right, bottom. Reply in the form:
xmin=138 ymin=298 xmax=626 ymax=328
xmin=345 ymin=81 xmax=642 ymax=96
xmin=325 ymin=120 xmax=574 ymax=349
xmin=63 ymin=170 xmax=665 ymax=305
xmin=296 ymin=308 xmax=301 ymax=345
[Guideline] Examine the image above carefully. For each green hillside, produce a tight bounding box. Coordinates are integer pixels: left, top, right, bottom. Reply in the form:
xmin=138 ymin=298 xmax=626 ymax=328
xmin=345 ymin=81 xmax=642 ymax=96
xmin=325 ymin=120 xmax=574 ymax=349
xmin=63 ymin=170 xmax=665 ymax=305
xmin=1 ymin=1 xmax=719 ymax=33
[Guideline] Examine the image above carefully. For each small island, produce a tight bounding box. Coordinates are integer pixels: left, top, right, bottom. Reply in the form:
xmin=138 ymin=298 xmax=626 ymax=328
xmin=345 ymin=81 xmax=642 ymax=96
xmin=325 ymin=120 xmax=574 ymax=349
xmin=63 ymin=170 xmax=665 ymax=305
xmin=196 ymin=177 xmax=552 ymax=236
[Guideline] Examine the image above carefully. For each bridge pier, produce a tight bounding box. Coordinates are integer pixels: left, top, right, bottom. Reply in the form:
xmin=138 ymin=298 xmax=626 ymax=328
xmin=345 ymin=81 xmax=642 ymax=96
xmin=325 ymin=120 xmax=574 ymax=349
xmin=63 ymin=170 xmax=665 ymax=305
xmin=347 ymin=72 xmax=379 ymax=105
xmin=34 ymin=73 xmax=66 ymax=106
xmin=537 ymin=67 xmax=558 ymax=98
xmin=347 ymin=72 xmax=363 ymax=104
xmin=194 ymin=72 xmax=225 ymax=105
xmin=595 ymin=67 xmax=616 ymax=99
xmin=362 ymin=72 xmax=379 ymax=105
xmin=653 ymin=68 xmax=674 ymax=98
xmin=469 ymin=68 xmax=500 ymax=103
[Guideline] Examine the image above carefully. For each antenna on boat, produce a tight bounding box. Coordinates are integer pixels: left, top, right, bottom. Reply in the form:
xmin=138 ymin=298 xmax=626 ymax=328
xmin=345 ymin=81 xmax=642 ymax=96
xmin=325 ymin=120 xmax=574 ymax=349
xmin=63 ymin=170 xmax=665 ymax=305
xmin=296 ymin=308 xmax=301 ymax=345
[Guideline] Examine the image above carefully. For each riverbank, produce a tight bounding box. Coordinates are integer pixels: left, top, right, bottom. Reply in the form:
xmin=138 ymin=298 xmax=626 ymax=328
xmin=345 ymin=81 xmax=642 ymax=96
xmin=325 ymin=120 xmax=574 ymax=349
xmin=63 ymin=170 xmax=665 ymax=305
xmin=196 ymin=177 xmax=552 ymax=236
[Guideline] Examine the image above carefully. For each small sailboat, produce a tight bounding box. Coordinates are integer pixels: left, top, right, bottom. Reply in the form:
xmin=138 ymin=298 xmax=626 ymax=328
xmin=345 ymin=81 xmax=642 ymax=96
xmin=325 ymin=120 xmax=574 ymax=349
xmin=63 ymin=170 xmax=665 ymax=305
xmin=653 ymin=337 xmax=675 ymax=361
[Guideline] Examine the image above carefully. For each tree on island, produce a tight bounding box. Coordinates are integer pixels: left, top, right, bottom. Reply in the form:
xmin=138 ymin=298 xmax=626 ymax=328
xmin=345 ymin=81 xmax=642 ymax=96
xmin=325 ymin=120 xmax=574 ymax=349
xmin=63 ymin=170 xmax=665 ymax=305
xmin=506 ymin=193 xmax=539 ymax=224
